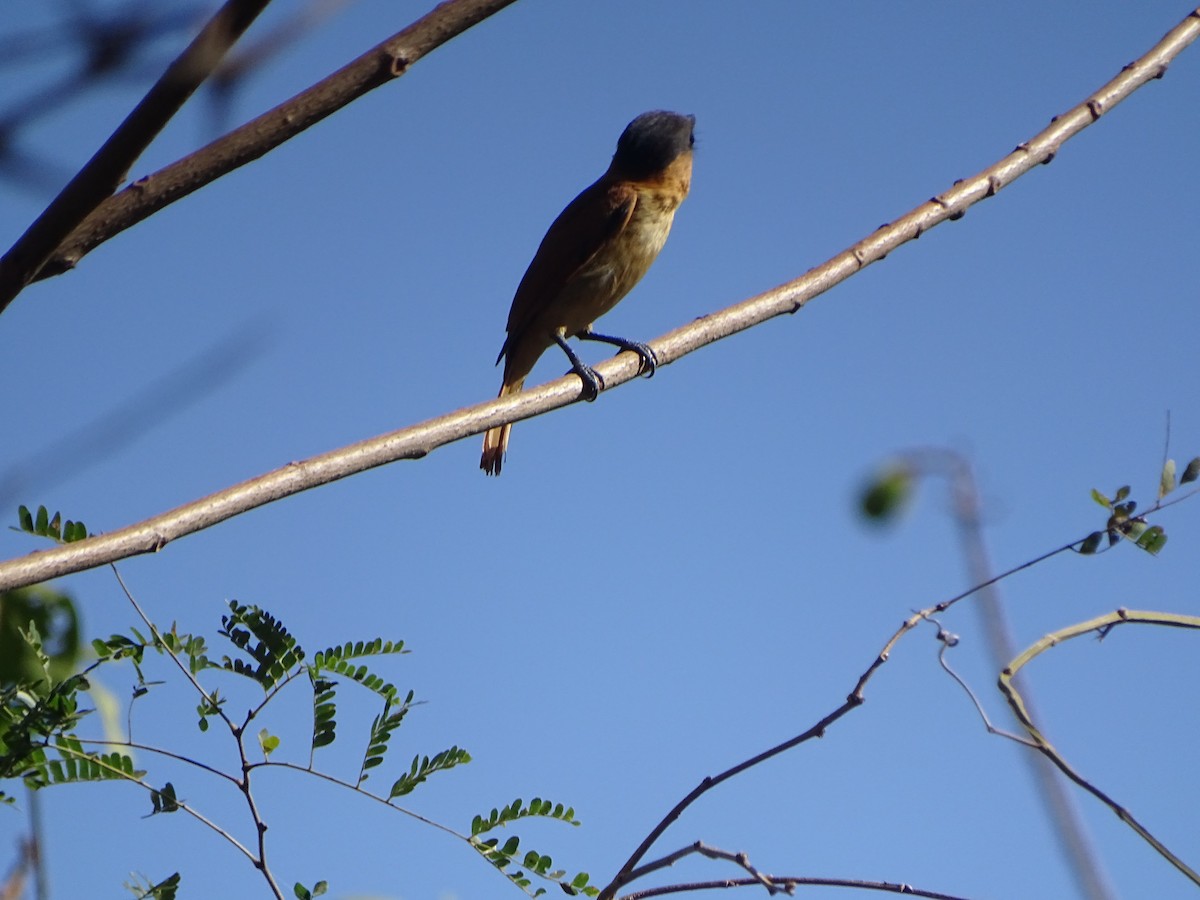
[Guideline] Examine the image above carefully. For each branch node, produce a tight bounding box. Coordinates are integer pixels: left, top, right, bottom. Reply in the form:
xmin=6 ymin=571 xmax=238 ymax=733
xmin=1086 ymin=98 xmax=1103 ymax=120
xmin=389 ymin=54 xmax=411 ymax=76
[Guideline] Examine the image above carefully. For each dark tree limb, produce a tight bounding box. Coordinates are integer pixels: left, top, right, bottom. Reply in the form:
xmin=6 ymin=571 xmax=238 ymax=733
xmin=0 ymin=0 xmax=277 ymax=313
xmin=14 ymin=0 xmax=519 ymax=297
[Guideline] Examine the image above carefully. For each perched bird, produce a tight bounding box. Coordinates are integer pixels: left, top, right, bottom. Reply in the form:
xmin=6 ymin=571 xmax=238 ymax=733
xmin=480 ymin=110 xmax=695 ymax=476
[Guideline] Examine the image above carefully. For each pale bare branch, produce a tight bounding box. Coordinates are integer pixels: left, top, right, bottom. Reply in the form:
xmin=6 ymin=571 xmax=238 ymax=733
xmin=0 ymin=8 xmax=1196 ymax=592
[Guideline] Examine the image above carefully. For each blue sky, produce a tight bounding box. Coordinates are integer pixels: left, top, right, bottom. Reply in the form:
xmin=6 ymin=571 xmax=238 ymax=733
xmin=1 ymin=2 xmax=1199 ymax=898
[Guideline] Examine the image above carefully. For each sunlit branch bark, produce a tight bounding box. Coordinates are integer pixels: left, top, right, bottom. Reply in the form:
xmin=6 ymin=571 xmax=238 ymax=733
xmin=0 ymin=8 xmax=1196 ymax=592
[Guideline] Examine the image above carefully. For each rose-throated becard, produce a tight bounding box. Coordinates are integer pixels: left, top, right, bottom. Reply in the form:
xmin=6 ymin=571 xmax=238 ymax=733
xmin=480 ymin=110 xmax=695 ymax=476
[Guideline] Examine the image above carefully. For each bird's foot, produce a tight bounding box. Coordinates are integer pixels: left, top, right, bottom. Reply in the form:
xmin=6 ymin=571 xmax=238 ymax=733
xmin=571 ymin=363 xmax=604 ymax=401
xmin=621 ymin=341 xmax=658 ymax=378
xmin=577 ymin=331 xmax=658 ymax=378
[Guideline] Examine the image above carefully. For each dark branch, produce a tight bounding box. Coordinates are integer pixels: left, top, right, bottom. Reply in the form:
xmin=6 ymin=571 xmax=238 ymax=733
xmin=21 ymin=0 xmax=519 ymax=293
xmin=0 ymin=0 xmax=276 ymax=313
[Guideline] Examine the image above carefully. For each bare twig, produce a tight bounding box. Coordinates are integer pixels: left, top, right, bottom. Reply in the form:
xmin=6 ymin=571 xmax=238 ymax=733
xmin=0 ymin=8 xmax=1197 ymax=592
xmin=618 ymin=876 xmax=971 ymax=900
xmin=595 ymin=537 xmax=1085 ymax=900
xmin=24 ymin=0 xmax=520 ymax=290
xmin=623 ymin=842 xmax=791 ymax=896
xmin=110 ymin=564 xmax=233 ymax=731
xmin=999 ymin=609 xmax=1200 ymax=886
xmin=933 ymin=624 xmax=1037 ymax=747
xmin=0 ymin=0 xmax=276 ymax=312
xmin=47 ymin=740 xmax=260 ymax=866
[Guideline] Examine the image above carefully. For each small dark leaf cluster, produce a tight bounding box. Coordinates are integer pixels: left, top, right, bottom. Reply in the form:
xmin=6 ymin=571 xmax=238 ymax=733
xmin=1077 ymin=454 xmax=1198 ymax=556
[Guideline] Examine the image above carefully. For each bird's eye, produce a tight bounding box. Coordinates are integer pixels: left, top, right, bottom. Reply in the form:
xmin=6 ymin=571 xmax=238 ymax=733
xmin=689 ymin=132 xmax=695 ymax=148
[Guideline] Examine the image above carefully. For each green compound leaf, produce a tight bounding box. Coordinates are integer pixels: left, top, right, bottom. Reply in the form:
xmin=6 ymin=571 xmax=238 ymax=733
xmin=388 ymin=746 xmax=470 ymax=799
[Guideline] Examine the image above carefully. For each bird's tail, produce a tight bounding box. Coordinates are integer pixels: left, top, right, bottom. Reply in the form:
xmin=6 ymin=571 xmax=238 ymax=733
xmin=480 ymin=378 xmax=524 ymax=476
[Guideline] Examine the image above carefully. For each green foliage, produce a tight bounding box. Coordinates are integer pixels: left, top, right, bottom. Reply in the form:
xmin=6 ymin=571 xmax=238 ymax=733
xmin=388 ymin=745 xmax=471 ymax=799
xmin=258 ymin=728 xmax=280 ymax=759
xmin=219 ymin=602 xmax=304 ymax=691
xmin=20 ymin=735 xmax=143 ymax=789
xmin=859 ymin=466 xmax=912 ymax=522
xmin=124 ymin=872 xmax=181 ymax=899
xmin=1183 ymin=457 xmax=1200 ymax=484
xmin=357 ymin=691 xmax=417 ymax=785
xmin=147 ymin=782 xmax=180 ymax=816
xmin=0 ymin=598 xmax=596 ymax=899
xmin=310 ymin=676 xmax=337 ymax=752
xmin=312 ymin=638 xmax=407 ymax=668
xmin=312 ymin=638 xmax=406 ymax=705
xmin=470 ymin=828 xmax=597 ymax=898
xmin=14 ymin=504 xmax=90 ymax=543
xmin=1159 ymin=458 xmax=1177 ymax=500
xmin=196 ymin=690 xmax=225 ymax=732
xmin=471 ymin=797 xmax=581 ymax=836
xmin=1 ymin=585 xmax=81 ymax=686
xmin=1078 ymin=459 xmax=1198 ymax=557
xmin=0 ymin=625 xmax=95 ymax=790
xmin=468 ymin=799 xmax=594 ymax=897
xmin=294 ymin=880 xmax=328 ymax=899
xmin=160 ymin=626 xmax=213 ymax=676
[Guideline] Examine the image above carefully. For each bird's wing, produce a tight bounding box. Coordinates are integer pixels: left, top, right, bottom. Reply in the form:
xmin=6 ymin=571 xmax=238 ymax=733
xmin=499 ymin=178 xmax=637 ymax=361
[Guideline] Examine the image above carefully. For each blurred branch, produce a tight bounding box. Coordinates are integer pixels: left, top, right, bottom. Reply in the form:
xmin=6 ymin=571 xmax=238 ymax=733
xmin=883 ymin=449 xmax=1117 ymax=900
xmin=22 ymin=0 xmax=520 ymax=291
xmin=205 ymin=0 xmax=356 ymax=133
xmin=0 ymin=321 xmax=269 ymax=506
xmin=0 ymin=837 xmax=34 ymax=900
xmin=0 ymin=7 xmax=1197 ymax=591
xmin=0 ymin=0 xmax=275 ymax=314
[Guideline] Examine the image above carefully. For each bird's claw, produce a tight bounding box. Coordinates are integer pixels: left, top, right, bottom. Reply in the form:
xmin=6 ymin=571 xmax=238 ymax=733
xmin=572 ymin=364 xmax=604 ymax=401
xmin=624 ymin=342 xmax=658 ymax=378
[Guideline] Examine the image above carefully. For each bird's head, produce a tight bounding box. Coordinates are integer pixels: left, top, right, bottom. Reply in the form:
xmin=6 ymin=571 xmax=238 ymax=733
xmin=611 ymin=111 xmax=695 ymax=181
